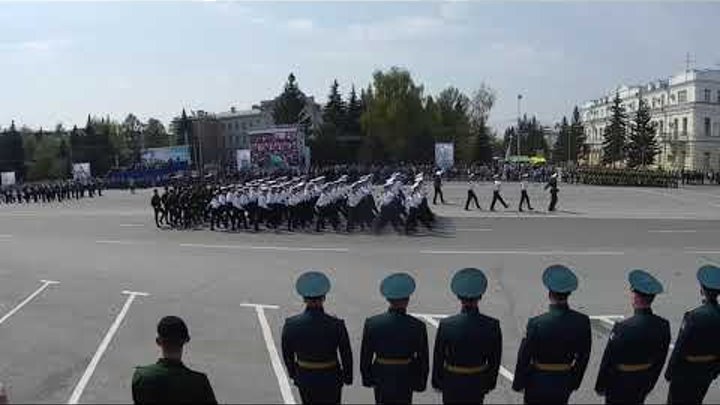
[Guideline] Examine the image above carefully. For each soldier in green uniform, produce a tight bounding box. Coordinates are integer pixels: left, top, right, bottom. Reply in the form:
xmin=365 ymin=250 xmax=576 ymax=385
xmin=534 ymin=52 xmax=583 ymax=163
xmin=431 ymin=268 xmax=502 ymax=404
xmin=665 ymin=265 xmax=720 ymax=404
xmin=281 ymin=271 xmax=353 ymax=404
xmin=132 ymin=316 xmax=217 ymax=404
xmin=361 ymin=272 xmax=429 ymax=404
xmin=512 ymin=265 xmax=591 ymax=404
xmin=595 ymin=269 xmax=670 ymax=404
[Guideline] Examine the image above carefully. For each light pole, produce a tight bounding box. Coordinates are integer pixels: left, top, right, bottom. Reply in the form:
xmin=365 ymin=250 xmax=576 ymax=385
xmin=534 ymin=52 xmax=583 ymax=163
xmin=517 ymin=94 xmax=522 ymax=157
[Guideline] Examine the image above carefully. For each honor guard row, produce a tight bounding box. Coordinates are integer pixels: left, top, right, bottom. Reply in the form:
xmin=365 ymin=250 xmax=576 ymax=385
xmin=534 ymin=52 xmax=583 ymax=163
xmin=279 ymin=265 xmax=720 ymax=405
xmin=151 ymin=172 xmax=436 ymax=235
xmin=1 ymin=180 xmax=103 ymax=205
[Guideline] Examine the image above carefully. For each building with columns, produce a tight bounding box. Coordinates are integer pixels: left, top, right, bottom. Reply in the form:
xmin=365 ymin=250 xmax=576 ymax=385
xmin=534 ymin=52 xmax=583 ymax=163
xmin=581 ymin=69 xmax=720 ymax=171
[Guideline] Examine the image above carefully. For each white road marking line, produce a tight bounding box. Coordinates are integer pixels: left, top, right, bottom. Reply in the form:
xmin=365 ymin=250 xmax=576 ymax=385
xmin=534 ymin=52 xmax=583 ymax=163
xmin=241 ymin=303 xmax=296 ymax=405
xmin=455 ymin=228 xmax=493 ymax=232
xmin=0 ymin=234 xmax=13 ymax=238
xmin=648 ymin=230 xmax=697 ymax=234
xmin=119 ymin=224 xmax=144 ymax=228
xmin=420 ymin=250 xmax=625 ymax=256
xmin=686 ymin=250 xmax=720 ymax=255
xmin=180 ymin=243 xmax=348 ymax=253
xmin=589 ymin=315 xmax=625 ymax=329
xmin=413 ymin=313 xmax=515 ymax=383
xmin=68 ymin=290 xmax=149 ymax=405
xmin=95 ymin=240 xmax=139 ymax=245
xmin=0 ymin=280 xmax=59 ymax=326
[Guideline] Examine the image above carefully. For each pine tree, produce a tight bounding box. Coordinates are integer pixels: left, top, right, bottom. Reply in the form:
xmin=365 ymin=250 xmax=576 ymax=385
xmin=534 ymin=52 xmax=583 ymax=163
xmin=602 ymin=93 xmax=627 ymax=166
xmin=346 ymin=85 xmax=362 ymax=136
xmin=471 ymin=116 xmax=493 ymax=163
xmin=322 ymin=79 xmax=346 ymax=129
xmin=626 ymin=97 xmax=659 ymax=168
xmin=273 ymin=73 xmax=306 ymax=125
xmin=553 ymin=116 xmax=570 ymax=163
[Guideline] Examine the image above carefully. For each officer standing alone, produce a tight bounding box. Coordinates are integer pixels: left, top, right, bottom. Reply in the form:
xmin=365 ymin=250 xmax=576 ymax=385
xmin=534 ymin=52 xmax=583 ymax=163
xmin=433 ymin=170 xmax=445 ymax=205
xmin=512 ymin=265 xmax=591 ymax=404
xmin=665 ymin=265 xmax=720 ymax=404
xmin=132 ymin=316 xmax=216 ymax=404
xmin=595 ymin=270 xmax=670 ymax=404
xmin=432 ymin=268 xmax=502 ymax=404
xmin=361 ymin=273 xmax=429 ymax=404
xmin=281 ymin=271 xmax=353 ymax=404
xmin=545 ymin=173 xmax=559 ymax=212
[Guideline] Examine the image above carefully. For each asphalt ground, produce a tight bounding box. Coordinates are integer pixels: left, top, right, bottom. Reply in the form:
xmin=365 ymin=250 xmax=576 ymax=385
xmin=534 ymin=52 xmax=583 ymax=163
xmin=0 ymin=182 xmax=719 ymax=404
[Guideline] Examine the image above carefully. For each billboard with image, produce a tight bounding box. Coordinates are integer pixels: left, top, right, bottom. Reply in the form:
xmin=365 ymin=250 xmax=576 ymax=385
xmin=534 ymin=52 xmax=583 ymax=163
xmin=236 ymin=149 xmax=251 ymax=170
xmin=1 ymin=171 xmax=16 ymax=186
xmin=435 ymin=142 xmax=454 ymax=169
xmin=72 ymin=163 xmax=91 ymax=180
xmin=141 ymin=145 xmax=191 ymax=164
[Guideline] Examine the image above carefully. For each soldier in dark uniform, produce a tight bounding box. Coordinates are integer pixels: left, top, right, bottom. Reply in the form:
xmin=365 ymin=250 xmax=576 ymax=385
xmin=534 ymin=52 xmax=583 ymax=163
xmin=665 ymin=264 xmax=720 ymax=404
xmin=151 ymin=189 xmax=163 ymax=228
xmin=361 ymin=273 xmax=429 ymax=404
xmin=595 ymin=269 xmax=670 ymax=404
xmin=545 ymin=173 xmax=559 ymax=212
xmin=432 ymin=268 xmax=502 ymax=404
xmin=132 ymin=316 xmax=217 ymax=404
xmin=512 ymin=265 xmax=591 ymax=404
xmin=281 ymin=271 xmax=353 ymax=404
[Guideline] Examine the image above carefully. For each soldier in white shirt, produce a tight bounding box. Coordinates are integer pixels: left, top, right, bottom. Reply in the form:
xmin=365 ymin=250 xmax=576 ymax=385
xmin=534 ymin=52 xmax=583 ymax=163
xmin=464 ymin=173 xmax=482 ymax=210
xmin=519 ymin=173 xmax=534 ymax=212
xmin=490 ymin=174 xmax=509 ymax=211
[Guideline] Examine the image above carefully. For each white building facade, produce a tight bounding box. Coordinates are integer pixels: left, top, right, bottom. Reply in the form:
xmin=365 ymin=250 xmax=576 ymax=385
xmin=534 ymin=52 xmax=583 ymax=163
xmin=581 ymin=69 xmax=720 ymax=171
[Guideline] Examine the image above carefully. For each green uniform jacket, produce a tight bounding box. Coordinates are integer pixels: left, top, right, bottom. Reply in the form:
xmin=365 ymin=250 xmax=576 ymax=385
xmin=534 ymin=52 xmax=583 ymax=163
xmin=360 ymin=308 xmax=429 ymax=392
xmin=131 ymin=358 xmax=217 ymax=404
xmin=281 ymin=307 xmax=353 ymax=387
xmin=595 ymin=308 xmax=670 ymax=400
xmin=431 ymin=307 xmax=502 ymax=396
xmin=512 ymin=304 xmax=591 ymax=394
xmin=665 ymin=301 xmax=720 ymax=382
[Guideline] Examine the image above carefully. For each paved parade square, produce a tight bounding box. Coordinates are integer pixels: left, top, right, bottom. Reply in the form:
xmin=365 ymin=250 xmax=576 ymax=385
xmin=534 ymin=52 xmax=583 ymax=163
xmin=0 ymin=183 xmax=719 ymax=404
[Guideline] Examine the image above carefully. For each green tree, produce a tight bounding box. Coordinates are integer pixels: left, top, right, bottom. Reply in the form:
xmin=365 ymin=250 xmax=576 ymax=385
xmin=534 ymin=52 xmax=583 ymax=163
xmin=626 ymin=97 xmax=659 ymax=167
xmin=121 ymin=113 xmax=143 ymax=164
xmin=435 ymin=86 xmax=471 ymax=161
xmin=360 ymin=67 xmax=427 ymax=162
xmin=311 ymin=80 xmax=346 ymax=164
xmin=0 ymin=121 xmax=27 ymax=179
xmin=144 ymin=118 xmax=170 ymax=148
xmin=602 ymin=93 xmax=627 ymax=166
xmin=345 ymin=85 xmax=362 ymax=136
xmin=273 ymin=73 xmax=305 ymax=125
xmin=467 ymin=85 xmax=496 ymax=163
xmin=552 ymin=116 xmax=570 ymax=163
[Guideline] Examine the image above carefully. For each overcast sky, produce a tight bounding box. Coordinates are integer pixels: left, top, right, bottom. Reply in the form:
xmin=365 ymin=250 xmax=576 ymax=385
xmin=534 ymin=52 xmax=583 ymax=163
xmin=1 ymin=1 xmax=719 ymax=133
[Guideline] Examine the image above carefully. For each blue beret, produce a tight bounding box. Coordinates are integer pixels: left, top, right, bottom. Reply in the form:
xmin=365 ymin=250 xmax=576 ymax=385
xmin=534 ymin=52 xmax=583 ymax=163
xmin=697 ymin=265 xmax=720 ymax=290
xmin=380 ymin=272 xmax=416 ymax=300
xmin=542 ymin=265 xmax=578 ymax=293
xmin=451 ymin=268 xmax=488 ymax=299
xmin=628 ymin=269 xmax=663 ymax=295
xmin=295 ymin=271 xmax=331 ymax=298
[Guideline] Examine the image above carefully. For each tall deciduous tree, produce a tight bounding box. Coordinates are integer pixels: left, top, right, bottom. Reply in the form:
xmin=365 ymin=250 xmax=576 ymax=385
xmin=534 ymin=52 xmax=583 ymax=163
xmin=468 ymin=84 xmax=496 ymax=163
xmin=602 ymin=93 xmax=627 ymax=166
xmin=626 ymin=97 xmax=659 ymax=167
xmin=273 ymin=73 xmax=305 ymax=125
xmin=144 ymin=118 xmax=170 ymax=148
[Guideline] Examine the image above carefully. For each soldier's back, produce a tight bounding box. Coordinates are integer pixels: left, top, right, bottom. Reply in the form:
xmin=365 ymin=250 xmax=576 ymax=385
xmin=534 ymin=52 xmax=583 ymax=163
xmin=132 ymin=359 xmax=216 ymax=404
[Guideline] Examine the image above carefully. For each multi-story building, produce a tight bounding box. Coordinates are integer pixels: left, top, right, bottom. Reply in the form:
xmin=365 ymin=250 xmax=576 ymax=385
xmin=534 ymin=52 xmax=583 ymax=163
xmin=581 ymin=69 xmax=720 ymax=171
xmin=215 ymin=107 xmax=274 ymax=163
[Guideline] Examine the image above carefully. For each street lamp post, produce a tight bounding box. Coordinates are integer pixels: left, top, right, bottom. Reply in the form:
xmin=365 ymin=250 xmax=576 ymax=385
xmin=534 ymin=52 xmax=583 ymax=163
xmin=517 ymin=94 xmax=522 ymax=157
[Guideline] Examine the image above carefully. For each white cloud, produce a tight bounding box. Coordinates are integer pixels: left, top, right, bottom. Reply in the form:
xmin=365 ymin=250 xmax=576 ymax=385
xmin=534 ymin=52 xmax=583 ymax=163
xmin=0 ymin=39 xmax=71 ymax=53
xmin=347 ymin=15 xmax=449 ymax=42
xmin=286 ymin=18 xmax=314 ymax=32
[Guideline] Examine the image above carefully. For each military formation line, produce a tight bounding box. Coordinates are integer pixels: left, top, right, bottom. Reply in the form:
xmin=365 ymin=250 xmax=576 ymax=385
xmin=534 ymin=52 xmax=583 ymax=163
xmin=129 ymin=264 xmax=720 ymax=405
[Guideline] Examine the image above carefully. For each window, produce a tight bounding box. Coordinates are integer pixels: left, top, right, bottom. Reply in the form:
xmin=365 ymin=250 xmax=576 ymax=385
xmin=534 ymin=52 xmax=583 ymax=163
xmin=704 ymin=89 xmax=711 ymax=102
xmin=670 ymin=94 xmax=676 ymax=103
xmin=682 ymin=117 xmax=688 ymax=135
xmin=234 ymin=122 xmax=239 ymax=130
xmin=705 ymin=118 xmax=711 ymax=137
xmin=717 ymin=90 xmax=720 ymax=104
xmin=659 ymin=121 xmax=664 ymax=136
xmin=673 ymin=118 xmax=678 ymax=137
xmin=715 ymin=122 xmax=720 ymax=137
xmin=661 ymin=94 xmax=665 ymax=105
xmin=678 ymin=90 xmax=687 ymax=103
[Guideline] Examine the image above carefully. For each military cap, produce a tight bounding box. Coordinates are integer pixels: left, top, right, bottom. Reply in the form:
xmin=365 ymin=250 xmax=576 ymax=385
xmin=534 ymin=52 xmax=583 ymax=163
xmin=451 ymin=268 xmax=488 ymax=299
xmin=435 ymin=170 xmax=443 ymax=176
xmin=380 ymin=272 xmax=416 ymax=300
xmin=542 ymin=264 xmax=578 ymax=293
xmin=295 ymin=271 xmax=331 ymax=298
xmin=697 ymin=265 xmax=720 ymax=290
xmin=628 ymin=269 xmax=663 ymax=296
xmin=551 ymin=173 xmax=558 ymax=179
xmin=157 ymin=316 xmax=190 ymax=342
xmin=493 ymin=174 xmax=499 ymax=179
